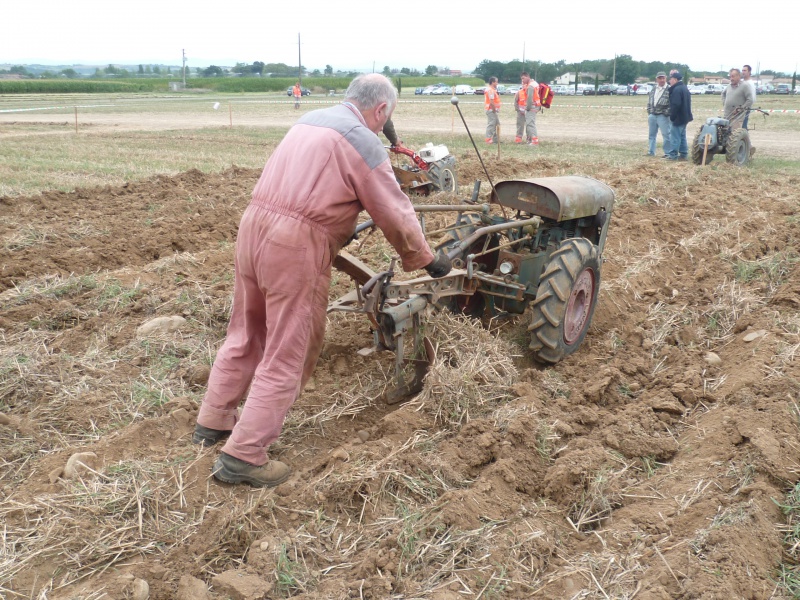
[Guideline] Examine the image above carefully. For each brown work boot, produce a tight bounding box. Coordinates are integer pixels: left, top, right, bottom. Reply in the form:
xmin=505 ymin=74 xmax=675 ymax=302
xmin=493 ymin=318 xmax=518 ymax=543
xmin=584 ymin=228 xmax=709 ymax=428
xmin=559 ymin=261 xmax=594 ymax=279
xmin=212 ymin=452 xmax=291 ymax=488
xmin=192 ymin=424 xmax=231 ymax=447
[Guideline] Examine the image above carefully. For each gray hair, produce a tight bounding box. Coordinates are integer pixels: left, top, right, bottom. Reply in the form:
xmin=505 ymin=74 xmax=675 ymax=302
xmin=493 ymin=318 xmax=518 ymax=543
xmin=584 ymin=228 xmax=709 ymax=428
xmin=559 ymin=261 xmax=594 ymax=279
xmin=345 ymin=74 xmax=397 ymax=111
xmin=729 ymin=68 xmax=741 ymax=76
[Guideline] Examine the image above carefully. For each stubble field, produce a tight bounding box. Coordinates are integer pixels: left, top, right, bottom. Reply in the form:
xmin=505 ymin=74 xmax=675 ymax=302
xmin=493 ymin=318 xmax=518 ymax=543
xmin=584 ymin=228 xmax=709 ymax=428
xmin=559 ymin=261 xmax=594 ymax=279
xmin=1 ymin=90 xmax=799 ymax=599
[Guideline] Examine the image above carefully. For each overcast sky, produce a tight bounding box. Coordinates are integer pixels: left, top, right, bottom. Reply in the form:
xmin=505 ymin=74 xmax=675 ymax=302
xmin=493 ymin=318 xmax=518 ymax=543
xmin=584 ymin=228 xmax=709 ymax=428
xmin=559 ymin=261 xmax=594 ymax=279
xmin=3 ymin=1 xmax=798 ymax=75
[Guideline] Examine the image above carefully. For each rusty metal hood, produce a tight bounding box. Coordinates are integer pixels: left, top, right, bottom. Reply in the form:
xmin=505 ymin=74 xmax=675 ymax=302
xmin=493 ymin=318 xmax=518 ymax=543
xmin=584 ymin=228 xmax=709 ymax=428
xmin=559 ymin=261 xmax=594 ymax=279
xmin=490 ymin=176 xmax=615 ymax=221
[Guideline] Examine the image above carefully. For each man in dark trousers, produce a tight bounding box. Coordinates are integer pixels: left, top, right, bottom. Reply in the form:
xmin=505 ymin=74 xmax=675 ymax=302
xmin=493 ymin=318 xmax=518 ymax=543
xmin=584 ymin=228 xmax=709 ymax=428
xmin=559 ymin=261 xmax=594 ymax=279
xmin=665 ymin=71 xmax=693 ymax=161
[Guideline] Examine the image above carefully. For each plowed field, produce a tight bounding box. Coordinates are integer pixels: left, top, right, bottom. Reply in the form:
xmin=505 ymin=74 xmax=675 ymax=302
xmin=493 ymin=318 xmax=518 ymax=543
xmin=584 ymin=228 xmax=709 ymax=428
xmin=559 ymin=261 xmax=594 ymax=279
xmin=2 ymin=104 xmax=799 ymax=599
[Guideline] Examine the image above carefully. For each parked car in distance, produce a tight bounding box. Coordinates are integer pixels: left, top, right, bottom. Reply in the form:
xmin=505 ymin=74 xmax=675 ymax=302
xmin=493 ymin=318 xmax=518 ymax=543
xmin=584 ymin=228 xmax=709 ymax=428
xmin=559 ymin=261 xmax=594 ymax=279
xmin=635 ymin=84 xmax=652 ymax=95
xmin=613 ymin=84 xmax=630 ymax=95
xmin=431 ymin=85 xmax=452 ymax=95
xmin=473 ymin=86 xmax=487 ymax=95
xmin=286 ymin=86 xmax=311 ymax=96
xmin=421 ymin=86 xmax=436 ymax=95
xmin=496 ymin=84 xmax=508 ymax=95
xmin=688 ymin=84 xmax=705 ymax=95
xmin=454 ymin=84 xmax=474 ymax=95
xmin=414 ymin=87 xmax=425 ymax=95
xmin=774 ymin=83 xmax=791 ymax=94
xmin=582 ymin=87 xmax=597 ymax=95
xmin=505 ymin=85 xmax=521 ymax=95
xmin=596 ymin=84 xmax=613 ymax=95
xmin=704 ymin=84 xmax=725 ymax=94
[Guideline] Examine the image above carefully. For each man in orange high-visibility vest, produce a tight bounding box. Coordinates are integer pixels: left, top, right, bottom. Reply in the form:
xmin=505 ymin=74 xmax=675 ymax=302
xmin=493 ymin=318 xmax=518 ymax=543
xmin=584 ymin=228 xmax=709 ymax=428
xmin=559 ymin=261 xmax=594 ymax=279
xmin=293 ymin=82 xmax=302 ymax=109
xmin=514 ymin=72 xmax=541 ymax=146
xmin=484 ymin=77 xmax=502 ymax=144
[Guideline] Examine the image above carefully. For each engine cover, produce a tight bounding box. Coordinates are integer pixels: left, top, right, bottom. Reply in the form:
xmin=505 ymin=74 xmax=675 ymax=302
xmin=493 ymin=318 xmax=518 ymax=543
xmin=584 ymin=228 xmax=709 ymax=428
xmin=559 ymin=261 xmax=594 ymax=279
xmin=490 ymin=176 xmax=615 ymax=222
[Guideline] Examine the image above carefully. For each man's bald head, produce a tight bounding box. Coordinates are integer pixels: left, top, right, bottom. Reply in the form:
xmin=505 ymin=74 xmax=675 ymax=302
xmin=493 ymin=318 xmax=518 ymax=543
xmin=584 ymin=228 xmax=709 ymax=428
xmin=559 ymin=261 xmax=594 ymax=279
xmin=344 ymin=74 xmax=397 ymax=134
xmin=345 ymin=74 xmax=397 ymax=112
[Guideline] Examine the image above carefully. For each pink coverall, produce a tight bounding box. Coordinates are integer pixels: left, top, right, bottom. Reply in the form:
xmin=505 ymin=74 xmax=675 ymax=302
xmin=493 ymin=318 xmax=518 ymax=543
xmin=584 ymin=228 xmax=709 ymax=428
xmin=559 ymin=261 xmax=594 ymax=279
xmin=197 ymin=103 xmax=434 ymax=466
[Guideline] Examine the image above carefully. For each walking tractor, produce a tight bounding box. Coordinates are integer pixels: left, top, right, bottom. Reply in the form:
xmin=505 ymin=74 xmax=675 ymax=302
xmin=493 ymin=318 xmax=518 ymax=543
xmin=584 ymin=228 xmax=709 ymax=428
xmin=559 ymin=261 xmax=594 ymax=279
xmin=691 ymin=106 xmax=768 ymax=166
xmin=328 ymin=97 xmax=616 ymax=401
xmin=389 ymin=143 xmax=458 ymax=195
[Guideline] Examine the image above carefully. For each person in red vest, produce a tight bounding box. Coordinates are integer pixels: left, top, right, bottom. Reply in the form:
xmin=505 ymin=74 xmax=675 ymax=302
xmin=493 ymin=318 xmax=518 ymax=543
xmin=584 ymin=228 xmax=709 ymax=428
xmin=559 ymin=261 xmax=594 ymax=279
xmin=484 ymin=77 xmax=502 ymax=144
xmin=293 ymin=82 xmax=302 ymax=109
xmin=514 ymin=72 xmax=541 ymax=146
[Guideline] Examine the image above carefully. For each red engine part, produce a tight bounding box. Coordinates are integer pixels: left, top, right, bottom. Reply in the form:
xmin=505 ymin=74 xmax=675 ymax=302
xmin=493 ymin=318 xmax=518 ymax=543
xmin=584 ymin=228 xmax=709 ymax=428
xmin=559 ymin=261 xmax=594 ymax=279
xmin=389 ymin=146 xmax=430 ymax=172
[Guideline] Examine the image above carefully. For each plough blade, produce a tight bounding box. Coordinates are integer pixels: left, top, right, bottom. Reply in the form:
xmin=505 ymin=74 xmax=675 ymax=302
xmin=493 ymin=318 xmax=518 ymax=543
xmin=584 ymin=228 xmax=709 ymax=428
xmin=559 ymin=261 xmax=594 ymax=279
xmin=384 ymin=336 xmax=436 ymax=405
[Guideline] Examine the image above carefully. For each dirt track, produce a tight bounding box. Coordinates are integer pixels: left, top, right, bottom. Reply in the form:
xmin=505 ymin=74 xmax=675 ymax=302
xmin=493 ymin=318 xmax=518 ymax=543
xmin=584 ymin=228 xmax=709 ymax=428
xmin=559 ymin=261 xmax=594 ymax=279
xmin=1 ymin=148 xmax=799 ymax=598
xmin=2 ymin=96 xmax=799 ymax=159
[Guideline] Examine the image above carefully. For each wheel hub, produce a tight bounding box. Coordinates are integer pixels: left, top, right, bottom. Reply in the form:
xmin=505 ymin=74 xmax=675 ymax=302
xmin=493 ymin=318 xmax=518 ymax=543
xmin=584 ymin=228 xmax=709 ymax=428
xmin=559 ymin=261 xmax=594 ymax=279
xmin=736 ymin=141 xmax=747 ymax=164
xmin=564 ymin=268 xmax=595 ymax=345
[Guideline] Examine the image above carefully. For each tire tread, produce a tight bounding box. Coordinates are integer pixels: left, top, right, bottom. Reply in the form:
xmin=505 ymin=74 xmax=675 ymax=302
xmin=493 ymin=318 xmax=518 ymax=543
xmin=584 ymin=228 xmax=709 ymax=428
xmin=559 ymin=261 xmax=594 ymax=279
xmin=529 ymin=238 xmax=600 ymax=364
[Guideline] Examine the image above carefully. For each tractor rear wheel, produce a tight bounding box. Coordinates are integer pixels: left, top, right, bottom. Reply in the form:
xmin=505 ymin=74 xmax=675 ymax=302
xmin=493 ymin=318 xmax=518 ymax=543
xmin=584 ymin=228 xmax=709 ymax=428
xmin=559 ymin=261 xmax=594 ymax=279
xmin=529 ymin=238 xmax=600 ymax=364
xmin=691 ymin=129 xmax=713 ymax=165
xmin=725 ymin=128 xmax=751 ymax=165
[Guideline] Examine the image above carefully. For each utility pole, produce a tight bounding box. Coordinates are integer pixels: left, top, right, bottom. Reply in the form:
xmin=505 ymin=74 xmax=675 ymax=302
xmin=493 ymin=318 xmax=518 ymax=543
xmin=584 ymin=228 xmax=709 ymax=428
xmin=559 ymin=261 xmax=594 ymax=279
xmin=297 ymin=33 xmax=302 ymax=85
xmin=612 ymin=54 xmax=616 ymax=84
xmin=182 ymin=49 xmax=187 ymax=87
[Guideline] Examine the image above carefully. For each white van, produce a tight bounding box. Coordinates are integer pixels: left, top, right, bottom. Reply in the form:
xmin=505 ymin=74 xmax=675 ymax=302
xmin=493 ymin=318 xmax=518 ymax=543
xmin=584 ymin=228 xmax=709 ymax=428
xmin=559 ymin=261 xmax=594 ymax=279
xmin=454 ymin=84 xmax=474 ymax=95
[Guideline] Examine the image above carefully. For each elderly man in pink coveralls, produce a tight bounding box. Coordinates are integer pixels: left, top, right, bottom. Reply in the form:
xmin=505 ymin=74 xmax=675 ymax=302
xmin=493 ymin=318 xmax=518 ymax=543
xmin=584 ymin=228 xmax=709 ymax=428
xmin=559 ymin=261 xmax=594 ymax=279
xmin=193 ymin=74 xmax=452 ymax=487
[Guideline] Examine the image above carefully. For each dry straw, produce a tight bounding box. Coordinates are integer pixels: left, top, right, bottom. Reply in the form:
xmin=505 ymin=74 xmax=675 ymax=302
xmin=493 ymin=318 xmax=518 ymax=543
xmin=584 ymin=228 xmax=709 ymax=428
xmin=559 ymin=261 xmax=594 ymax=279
xmin=416 ymin=310 xmax=518 ymax=428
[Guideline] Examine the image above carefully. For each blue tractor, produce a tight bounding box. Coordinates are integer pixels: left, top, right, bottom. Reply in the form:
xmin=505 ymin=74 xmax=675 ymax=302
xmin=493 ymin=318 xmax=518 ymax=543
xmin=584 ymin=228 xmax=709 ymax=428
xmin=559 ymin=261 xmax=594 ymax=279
xmin=691 ymin=107 xmax=768 ymax=166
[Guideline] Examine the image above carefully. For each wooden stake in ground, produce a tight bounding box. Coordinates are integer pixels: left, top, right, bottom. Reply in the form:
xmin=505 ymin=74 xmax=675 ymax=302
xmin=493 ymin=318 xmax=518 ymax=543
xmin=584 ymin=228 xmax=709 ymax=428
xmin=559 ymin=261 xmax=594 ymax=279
xmin=497 ymin=123 xmax=501 ymax=158
xmin=702 ymin=133 xmax=711 ymax=165
xmin=74 ymin=106 xmax=78 ymax=134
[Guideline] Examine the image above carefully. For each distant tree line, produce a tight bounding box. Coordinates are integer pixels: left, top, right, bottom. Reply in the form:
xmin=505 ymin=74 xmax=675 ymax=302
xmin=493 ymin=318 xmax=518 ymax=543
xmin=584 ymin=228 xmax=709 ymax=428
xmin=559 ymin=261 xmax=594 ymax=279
xmin=2 ymin=60 xmax=794 ymax=83
xmin=471 ymin=56 xmax=798 ymax=85
xmin=473 ymin=55 xmax=698 ymax=85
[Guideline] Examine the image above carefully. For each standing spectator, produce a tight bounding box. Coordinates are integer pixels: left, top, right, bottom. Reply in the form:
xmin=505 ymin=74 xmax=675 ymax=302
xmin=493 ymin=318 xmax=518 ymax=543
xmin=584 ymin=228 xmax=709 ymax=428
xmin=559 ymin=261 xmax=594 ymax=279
xmin=646 ymin=72 xmax=672 ymax=157
xmin=665 ymin=71 xmax=693 ymax=161
xmin=484 ymin=77 xmax=501 ymax=144
xmin=514 ymin=72 xmax=541 ymax=146
xmin=722 ymin=68 xmax=754 ymax=125
xmin=741 ymin=65 xmax=756 ymax=128
xmin=292 ymin=82 xmax=302 ymax=109
xmin=193 ymin=74 xmax=449 ymax=488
